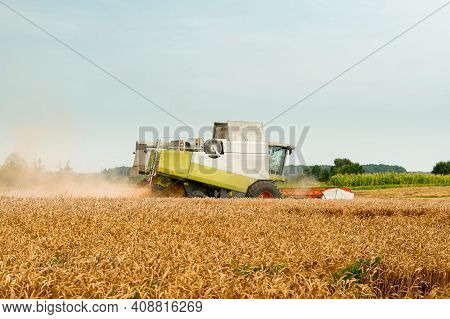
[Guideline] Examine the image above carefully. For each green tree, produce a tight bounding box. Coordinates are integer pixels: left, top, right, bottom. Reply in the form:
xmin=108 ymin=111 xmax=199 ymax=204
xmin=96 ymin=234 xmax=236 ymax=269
xmin=334 ymin=158 xmax=353 ymax=168
xmin=318 ymin=169 xmax=330 ymax=182
xmin=432 ymin=161 xmax=450 ymax=175
xmin=333 ymin=158 xmax=364 ymax=175
xmin=4 ymin=153 xmax=28 ymax=170
xmin=59 ymin=161 xmax=73 ymax=173
xmin=362 ymin=164 xmax=406 ymax=173
xmin=33 ymin=158 xmax=45 ymax=172
xmin=0 ymin=153 xmax=29 ymax=186
xmin=336 ymin=163 xmax=364 ymax=175
xmin=310 ymin=165 xmax=322 ymax=179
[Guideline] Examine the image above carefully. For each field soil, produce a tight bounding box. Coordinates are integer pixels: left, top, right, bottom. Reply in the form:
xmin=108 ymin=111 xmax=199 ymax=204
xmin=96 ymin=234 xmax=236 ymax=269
xmin=0 ymin=197 xmax=449 ymax=298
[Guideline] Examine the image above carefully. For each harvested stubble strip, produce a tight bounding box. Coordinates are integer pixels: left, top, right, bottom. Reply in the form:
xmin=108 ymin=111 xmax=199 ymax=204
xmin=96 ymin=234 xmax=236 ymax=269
xmin=0 ymin=197 xmax=449 ymax=298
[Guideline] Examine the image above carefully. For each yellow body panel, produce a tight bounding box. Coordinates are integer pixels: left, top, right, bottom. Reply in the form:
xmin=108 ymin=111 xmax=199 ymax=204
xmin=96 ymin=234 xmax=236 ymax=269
xmin=157 ymin=150 xmax=192 ymax=178
xmin=269 ymin=174 xmax=285 ymax=182
xmin=154 ymin=150 xmax=260 ymax=193
xmin=188 ymin=162 xmax=255 ymax=193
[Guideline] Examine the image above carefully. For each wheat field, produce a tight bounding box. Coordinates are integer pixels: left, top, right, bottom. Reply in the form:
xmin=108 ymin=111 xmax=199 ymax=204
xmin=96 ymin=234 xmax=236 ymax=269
xmin=0 ymin=197 xmax=449 ymax=299
xmin=354 ymin=186 xmax=450 ymax=199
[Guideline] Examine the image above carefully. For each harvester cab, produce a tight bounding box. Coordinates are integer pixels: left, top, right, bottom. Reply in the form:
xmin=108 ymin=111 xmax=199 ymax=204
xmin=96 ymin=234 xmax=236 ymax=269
xmin=131 ymin=121 xmax=294 ymax=198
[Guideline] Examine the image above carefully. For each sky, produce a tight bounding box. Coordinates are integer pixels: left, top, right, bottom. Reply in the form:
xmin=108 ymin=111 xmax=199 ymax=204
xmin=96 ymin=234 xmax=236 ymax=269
xmin=1 ymin=0 xmax=449 ymax=172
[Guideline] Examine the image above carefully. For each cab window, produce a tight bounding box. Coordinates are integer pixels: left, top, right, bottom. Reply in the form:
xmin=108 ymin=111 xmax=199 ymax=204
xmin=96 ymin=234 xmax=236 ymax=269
xmin=269 ymin=146 xmax=287 ymax=175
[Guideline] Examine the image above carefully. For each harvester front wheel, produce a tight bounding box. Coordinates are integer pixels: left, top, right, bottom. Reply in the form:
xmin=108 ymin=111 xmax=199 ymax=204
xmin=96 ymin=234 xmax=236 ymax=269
xmin=246 ymin=181 xmax=281 ymax=199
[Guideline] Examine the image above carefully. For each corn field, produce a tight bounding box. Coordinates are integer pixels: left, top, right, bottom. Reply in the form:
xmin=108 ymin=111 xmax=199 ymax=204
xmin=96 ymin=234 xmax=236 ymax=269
xmin=1 ymin=197 xmax=449 ymax=298
xmin=329 ymin=173 xmax=450 ymax=187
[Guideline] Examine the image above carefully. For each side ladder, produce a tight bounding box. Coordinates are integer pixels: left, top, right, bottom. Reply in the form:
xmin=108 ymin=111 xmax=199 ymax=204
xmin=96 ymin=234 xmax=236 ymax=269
xmin=147 ymin=139 xmax=160 ymax=185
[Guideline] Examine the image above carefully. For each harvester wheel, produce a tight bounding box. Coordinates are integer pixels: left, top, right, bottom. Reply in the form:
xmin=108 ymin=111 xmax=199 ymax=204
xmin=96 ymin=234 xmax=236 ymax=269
xmin=246 ymin=181 xmax=281 ymax=199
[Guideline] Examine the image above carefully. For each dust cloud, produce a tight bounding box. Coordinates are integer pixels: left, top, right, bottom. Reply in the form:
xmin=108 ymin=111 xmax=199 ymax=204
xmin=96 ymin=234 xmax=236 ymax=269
xmin=0 ymin=175 xmax=150 ymax=198
xmin=0 ymin=155 xmax=150 ymax=198
xmin=1 ymin=109 xmax=150 ymax=198
xmin=285 ymin=176 xmax=321 ymax=188
xmin=0 ymin=176 xmax=150 ymax=198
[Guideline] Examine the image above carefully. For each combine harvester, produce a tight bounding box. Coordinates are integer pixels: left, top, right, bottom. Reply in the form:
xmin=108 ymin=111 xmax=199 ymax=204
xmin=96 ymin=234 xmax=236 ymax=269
xmin=131 ymin=121 xmax=353 ymax=200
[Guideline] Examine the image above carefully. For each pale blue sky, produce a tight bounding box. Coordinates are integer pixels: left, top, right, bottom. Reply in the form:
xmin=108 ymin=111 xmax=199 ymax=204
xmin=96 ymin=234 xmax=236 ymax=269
xmin=1 ymin=0 xmax=449 ymax=172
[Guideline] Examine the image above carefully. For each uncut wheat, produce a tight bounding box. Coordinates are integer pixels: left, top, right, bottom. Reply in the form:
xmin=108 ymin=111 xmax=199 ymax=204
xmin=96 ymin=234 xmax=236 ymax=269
xmin=0 ymin=197 xmax=449 ymax=298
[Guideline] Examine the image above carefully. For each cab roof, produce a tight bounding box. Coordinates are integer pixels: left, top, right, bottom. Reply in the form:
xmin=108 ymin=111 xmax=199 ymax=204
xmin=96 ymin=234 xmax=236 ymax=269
xmin=268 ymin=142 xmax=295 ymax=151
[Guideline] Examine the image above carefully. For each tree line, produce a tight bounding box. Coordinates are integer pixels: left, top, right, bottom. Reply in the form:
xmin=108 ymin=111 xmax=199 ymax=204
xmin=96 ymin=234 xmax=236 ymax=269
xmin=285 ymin=158 xmax=450 ymax=182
